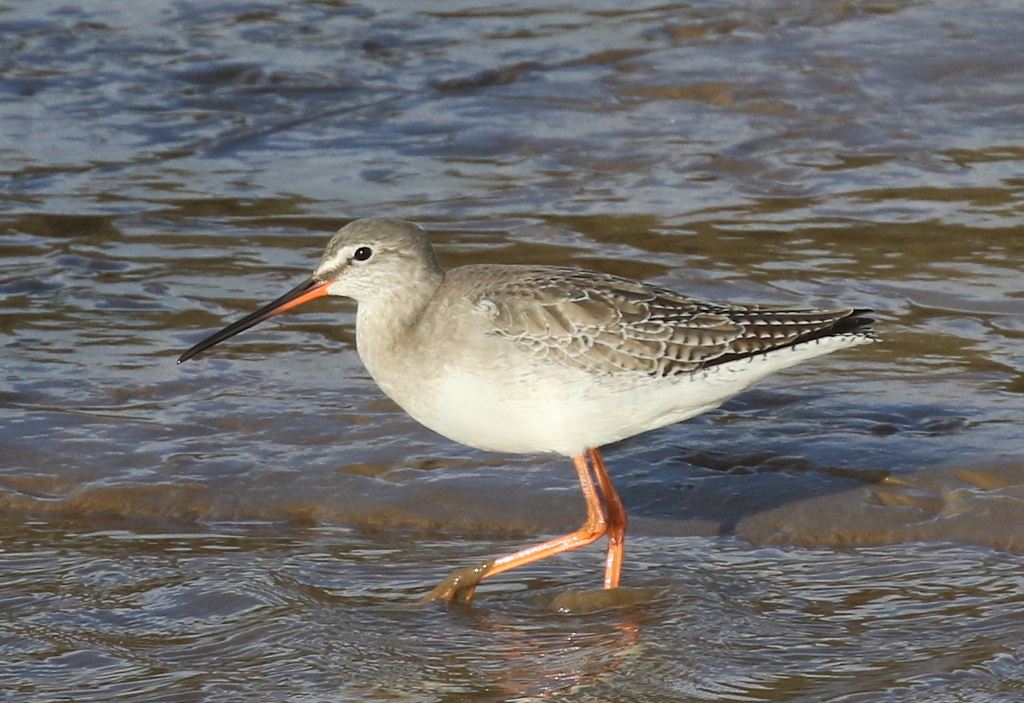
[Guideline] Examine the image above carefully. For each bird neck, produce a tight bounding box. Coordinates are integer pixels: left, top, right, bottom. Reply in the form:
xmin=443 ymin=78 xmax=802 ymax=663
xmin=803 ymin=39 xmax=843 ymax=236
xmin=355 ymin=268 xmax=444 ymax=357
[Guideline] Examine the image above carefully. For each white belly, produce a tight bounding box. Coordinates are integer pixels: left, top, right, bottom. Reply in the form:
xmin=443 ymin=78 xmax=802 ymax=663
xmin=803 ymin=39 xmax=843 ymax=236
xmin=364 ymin=328 xmax=872 ymax=458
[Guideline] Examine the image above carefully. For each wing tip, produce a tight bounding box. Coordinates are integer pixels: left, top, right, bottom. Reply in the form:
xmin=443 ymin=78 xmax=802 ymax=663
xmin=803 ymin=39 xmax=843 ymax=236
xmin=704 ymin=307 xmax=879 ymax=369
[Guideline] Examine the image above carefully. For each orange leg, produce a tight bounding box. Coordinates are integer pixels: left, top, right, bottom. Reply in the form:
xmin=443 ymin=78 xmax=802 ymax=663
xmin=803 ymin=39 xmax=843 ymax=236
xmin=422 ymin=451 xmax=626 ymax=603
xmin=484 ymin=452 xmax=608 ymax=579
xmin=588 ymin=448 xmax=626 ymax=589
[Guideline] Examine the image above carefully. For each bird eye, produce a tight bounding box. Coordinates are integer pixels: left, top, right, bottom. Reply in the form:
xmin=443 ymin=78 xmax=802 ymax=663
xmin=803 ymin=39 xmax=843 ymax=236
xmin=353 ymin=246 xmax=373 ymax=262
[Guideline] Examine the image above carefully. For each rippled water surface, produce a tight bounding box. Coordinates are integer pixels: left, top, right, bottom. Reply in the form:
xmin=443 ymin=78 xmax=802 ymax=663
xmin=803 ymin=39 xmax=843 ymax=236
xmin=2 ymin=1 xmax=1023 ymax=701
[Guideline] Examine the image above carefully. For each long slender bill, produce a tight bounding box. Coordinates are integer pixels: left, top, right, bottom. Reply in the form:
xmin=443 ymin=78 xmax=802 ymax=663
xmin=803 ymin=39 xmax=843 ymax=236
xmin=178 ymin=277 xmax=331 ymax=364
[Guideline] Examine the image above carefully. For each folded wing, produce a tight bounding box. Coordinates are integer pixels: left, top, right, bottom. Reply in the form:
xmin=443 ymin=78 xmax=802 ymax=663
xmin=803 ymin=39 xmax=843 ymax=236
xmin=474 ymin=267 xmax=875 ymax=377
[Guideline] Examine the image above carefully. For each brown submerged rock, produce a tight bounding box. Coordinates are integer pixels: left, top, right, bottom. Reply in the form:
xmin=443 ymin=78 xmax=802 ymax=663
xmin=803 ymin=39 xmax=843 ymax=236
xmin=550 ymin=587 xmax=661 ymax=613
xmin=736 ymin=462 xmax=1024 ymax=551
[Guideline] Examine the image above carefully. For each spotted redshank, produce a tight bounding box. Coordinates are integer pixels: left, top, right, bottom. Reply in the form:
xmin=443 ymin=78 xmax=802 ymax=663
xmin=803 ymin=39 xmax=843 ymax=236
xmin=179 ymin=218 xmax=876 ymax=603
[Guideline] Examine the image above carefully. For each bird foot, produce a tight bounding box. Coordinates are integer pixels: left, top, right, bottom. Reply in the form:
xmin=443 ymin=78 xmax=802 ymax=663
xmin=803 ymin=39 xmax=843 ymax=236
xmin=420 ymin=559 xmax=496 ymax=604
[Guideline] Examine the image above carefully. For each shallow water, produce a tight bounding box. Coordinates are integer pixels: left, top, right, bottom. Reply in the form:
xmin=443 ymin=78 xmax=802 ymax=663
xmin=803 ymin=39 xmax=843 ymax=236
xmin=2 ymin=0 xmax=1024 ymax=701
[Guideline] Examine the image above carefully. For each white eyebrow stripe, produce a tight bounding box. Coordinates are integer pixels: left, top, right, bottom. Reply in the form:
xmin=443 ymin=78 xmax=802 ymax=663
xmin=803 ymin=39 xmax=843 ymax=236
xmin=315 ymin=249 xmax=350 ymax=276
